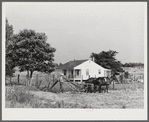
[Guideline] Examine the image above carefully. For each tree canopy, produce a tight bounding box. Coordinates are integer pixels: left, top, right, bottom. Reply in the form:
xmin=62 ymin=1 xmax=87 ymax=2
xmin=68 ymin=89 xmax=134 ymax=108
xmin=6 ymin=18 xmax=13 ymax=47
xmin=9 ymin=29 xmax=56 ymax=73
xmin=6 ymin=18 xmax=15 ymax=77
xmin=90 ymin=50 xmax=124 ymax=74
xmin=7 ymin=29 xmax=56 ymax=85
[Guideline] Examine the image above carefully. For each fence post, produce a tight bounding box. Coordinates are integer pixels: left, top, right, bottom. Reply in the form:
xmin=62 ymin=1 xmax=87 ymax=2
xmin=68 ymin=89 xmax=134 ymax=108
xmin=53 ymin=74 xmax=54 ymax=83
xmin=113 ymin=79 xmax=115 ymax=90
xmin=35 ymin=74 xmax=38 ymax=87
xmin=18 ymin=74 xmax=20 ymax=85
xmin=47 ymin=74 xmax=50 ymax=91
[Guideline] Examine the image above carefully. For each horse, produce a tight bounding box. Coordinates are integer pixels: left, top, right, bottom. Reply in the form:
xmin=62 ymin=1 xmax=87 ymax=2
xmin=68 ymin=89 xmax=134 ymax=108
xmin=94 ymin=76 xmax=116 ymax=93
xmin=84 ymin=77 xmax=96 ymax=93
xmin=84 ymin=77 xmax=110 ymax=93
xmin=84 ymin=75 xmax=117 ymax=93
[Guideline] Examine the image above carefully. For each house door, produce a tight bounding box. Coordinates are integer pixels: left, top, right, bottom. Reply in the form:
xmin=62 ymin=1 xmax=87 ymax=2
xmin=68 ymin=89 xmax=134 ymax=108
xmin=63 ymin=70 xmax=67 ymax=76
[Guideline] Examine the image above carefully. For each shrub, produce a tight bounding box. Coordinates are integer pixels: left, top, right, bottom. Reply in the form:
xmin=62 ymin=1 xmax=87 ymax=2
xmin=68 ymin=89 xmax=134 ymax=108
xmin=124 ymin=71 xmax=130 ymax=79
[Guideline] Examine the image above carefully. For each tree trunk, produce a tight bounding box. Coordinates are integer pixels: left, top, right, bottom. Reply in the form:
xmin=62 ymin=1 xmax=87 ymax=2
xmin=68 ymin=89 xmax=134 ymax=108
xmin=29 ymin=70 xmax=33 ymax=86
xmin=8 ymin=65 xmax=12 ymax=85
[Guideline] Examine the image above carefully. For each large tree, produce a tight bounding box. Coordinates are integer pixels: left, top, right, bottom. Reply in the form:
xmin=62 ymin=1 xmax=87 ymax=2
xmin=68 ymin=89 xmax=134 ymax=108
xmin=7 ymin=29 xmax=56 ymax=86
xmin=6 ymin=18 xmax=15 ymax=84
xmin=90 ymin=50 xmax=124 ymax=74
xmin=6 ymin=18 xmax=13 ymax=47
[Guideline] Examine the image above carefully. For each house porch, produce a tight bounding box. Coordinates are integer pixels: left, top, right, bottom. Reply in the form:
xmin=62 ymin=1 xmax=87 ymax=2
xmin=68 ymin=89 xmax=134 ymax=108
xmin=62 ymin=69 xmax=83 ymax=82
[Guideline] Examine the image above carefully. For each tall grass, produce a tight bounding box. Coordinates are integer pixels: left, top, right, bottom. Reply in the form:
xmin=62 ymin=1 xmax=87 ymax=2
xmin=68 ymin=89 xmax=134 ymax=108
xmin=5 ymin=86 xmax=91 ymax=108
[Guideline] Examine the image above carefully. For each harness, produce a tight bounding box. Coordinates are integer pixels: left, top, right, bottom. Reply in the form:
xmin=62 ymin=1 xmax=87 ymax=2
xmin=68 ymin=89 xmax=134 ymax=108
xmin=104 ymin=77 xmax=107 ymax=82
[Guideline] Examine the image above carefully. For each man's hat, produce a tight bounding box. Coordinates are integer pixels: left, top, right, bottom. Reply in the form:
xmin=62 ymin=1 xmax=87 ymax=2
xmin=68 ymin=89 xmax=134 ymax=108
xmin=60 ymin=73 xmax=64 ymax=76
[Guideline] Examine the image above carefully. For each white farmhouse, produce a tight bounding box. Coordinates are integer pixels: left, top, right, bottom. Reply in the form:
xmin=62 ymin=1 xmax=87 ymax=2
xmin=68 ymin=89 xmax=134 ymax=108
xmin=55 ymin=59 xmax=111 ymax=82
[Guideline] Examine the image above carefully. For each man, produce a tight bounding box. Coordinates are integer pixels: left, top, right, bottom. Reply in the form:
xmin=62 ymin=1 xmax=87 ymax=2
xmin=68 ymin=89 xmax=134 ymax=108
xmin=59 ymin=73 xmax=64 ymax=93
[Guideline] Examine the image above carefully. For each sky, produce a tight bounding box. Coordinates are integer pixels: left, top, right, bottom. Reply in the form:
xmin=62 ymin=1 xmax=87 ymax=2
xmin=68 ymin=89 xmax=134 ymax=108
xmin=4 ymin=2 xmax=146 ymax=64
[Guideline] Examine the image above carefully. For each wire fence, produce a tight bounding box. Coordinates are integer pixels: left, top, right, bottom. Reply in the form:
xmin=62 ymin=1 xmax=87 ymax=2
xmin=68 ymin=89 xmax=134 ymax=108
xmin=6 ymin=70 xmax=144 ymax=87
xmin=116 ymin=74 xmax=144 ymax=84
xmin=6 ymin=73 xmax=58 ymax=87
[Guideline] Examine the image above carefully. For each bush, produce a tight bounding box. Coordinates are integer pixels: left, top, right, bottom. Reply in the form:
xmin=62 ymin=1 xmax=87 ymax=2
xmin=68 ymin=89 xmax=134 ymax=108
xmin=124 ymin=71 xmax=129 ymax=79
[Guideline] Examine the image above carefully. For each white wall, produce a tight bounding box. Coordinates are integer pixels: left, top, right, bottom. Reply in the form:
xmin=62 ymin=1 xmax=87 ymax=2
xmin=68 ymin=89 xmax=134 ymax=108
xmin=55 ymin=60 xmax=111 ymax=81
xmin=74 ymin=60 xmax=109 ymax=80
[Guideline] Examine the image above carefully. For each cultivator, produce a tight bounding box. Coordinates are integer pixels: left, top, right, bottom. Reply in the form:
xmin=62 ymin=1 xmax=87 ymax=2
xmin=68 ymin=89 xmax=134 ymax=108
xmin=48 ymin=74 xmax=116 ymax=93
xmin=48 ymin=79 xmax=100 ymax=93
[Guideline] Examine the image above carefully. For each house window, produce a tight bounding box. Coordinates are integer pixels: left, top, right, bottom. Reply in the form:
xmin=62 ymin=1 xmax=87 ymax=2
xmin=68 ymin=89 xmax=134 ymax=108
xmin=76 ymin=70 xmax=79 ymax=76
xmin=98 ymin=69 xmax=101 ymax=74
xmin=63 ymin=70 xmax=67 ymax=75
xmin=86 ymin=69 xmax=89 ymax=76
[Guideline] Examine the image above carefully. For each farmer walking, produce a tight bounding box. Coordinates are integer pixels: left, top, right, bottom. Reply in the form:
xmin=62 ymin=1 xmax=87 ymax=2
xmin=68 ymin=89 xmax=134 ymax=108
xmin=59 ymin=73 xmax=64 ymax=93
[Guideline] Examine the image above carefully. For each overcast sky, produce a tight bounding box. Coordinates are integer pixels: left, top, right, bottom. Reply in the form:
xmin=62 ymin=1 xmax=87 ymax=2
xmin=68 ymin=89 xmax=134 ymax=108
xmin=4 ymin=2 xmax=146 ymax=64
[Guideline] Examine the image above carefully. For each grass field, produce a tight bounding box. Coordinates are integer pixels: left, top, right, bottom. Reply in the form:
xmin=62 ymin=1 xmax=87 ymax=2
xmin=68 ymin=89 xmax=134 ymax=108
xmin=5 ymin=67 xmax=144 ymax=108
xmin=5 ymin=82 xmax=144 ymax=108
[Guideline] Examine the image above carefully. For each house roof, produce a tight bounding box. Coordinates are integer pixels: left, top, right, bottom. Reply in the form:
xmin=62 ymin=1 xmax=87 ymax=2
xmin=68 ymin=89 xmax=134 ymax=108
xmin=56 ymin=59 xmax=88 ymax=70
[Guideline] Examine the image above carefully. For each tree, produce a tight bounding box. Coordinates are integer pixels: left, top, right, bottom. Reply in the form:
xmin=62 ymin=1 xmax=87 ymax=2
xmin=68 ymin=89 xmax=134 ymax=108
xmin=6 ymin=18 xmax=13 ymax=47
xmin=7 ymin=29 xmax=56 ymax=86
xmin=90 ymin=50 xmax=124 ymax=74
xmin=5 ymin=18 xmax=15 ymax=85
xmin=124 ymin=71 xmax=129 ymax=79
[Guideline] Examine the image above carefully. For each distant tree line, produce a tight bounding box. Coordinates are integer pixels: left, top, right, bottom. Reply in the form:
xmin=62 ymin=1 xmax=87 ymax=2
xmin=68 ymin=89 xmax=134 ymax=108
xmin=122 ymin=62 xmax=144 ymax=67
